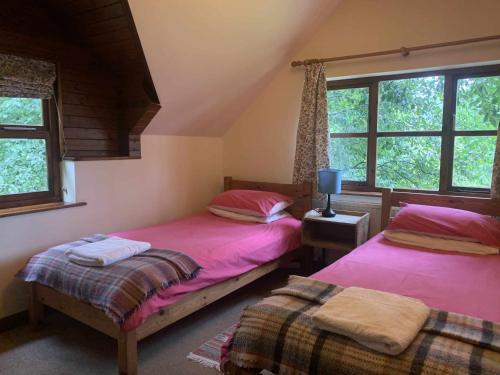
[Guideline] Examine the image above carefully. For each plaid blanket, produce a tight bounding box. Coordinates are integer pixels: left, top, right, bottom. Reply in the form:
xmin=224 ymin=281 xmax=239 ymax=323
xmin=16 ymin=235 xmax=202 ymax=325
xmin=228 ymin=276 xmax=500 ymax=374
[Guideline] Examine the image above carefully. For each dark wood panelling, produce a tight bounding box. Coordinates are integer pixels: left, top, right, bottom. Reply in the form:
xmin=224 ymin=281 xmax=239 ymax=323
xmin=67 ymin=150 xmax=121 ymax=157
xmin=66 ymin=139 xmax=120 ymax=151
xmin=63 ymin=116 xmax=118 ymax=130
xmin=0 ymin=1 xmax=69 ymax=41
xmin=1 ymin=0 xmax=160 ymax=160
xmin=62 ymin=92 xmax=117 ymax=107
xmin=61 ymin=0 xmax=121 ymax=15
xmin=64 ymin=128 xmax=117 ymax=140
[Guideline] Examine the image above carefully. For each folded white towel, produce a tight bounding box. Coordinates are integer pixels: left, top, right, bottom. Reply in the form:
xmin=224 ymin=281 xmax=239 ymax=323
xmin=65 ymin=236 xmax=151 ymax=267
xmin=312 ymin=287 xmax=430 ymax=355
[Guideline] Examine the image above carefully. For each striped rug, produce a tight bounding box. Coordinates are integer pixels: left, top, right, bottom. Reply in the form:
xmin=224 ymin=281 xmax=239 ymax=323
xmin=186 ymin=324 xmax=237 ymax=371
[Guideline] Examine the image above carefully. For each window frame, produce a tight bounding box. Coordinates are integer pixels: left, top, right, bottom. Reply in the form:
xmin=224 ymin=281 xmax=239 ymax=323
xmin=0 ymin=98 xmax=61 ymax=209
xmin=327 ymin=64 xmax=500 ymax=195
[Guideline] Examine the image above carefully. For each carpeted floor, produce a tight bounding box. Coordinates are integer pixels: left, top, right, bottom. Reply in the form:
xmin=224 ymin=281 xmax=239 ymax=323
xmin=0 ymin=269 xmax=293 ymax=375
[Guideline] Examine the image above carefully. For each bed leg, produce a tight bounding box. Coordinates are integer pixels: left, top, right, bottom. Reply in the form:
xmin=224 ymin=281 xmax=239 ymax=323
xmin=29 ymin=283 xmax=44 ymax=329
xmin=301 ymin=245 xmax=314 ymax=275
xmin=118 ymin=330 xmax=137 ymax=375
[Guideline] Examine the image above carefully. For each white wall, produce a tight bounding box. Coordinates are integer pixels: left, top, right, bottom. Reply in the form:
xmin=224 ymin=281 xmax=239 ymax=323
xmin=222 ymin=0 xmax=500 ymax=235
xmin=130 ymin=0 xmax=340 ymax=136
xmin=223 ymin=0 xmax=500 ymax=184
xmin=0 ymin=135 xmax=223 ymax=318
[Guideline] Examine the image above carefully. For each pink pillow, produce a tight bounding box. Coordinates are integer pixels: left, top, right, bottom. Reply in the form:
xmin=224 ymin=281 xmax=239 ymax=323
xmin=208 ymin=190 xmax=293 ymax=217
xmin=387 ymin=203 xmax=500 ymax=247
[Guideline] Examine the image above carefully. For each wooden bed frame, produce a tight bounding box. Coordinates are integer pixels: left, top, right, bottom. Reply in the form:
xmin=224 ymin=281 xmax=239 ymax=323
xmin=381 ymin=188 xmax=500 ymax=229
xmin=28 ymin=176 xmax=312 ymax=375
xmin=226 ymin=188 xmax=500 ymax=375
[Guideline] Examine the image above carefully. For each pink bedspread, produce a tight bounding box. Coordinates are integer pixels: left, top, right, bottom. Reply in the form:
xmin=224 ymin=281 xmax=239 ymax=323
xmin=111 ymin=212 xmax=301 ymax=331
xmin=312 ymin=233 xmax=500 ymax=323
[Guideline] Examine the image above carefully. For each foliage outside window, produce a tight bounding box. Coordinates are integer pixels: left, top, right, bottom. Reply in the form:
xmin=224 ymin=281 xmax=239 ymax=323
xmin=328 ymin=65 xmax=500 ymax=194
xmin=0 ymin=97 xmax=60 ymax=208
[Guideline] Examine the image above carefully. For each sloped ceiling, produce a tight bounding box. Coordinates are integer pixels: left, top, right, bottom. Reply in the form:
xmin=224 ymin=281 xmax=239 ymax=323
xmin=129 ymin=0 xmax=341 ymax=136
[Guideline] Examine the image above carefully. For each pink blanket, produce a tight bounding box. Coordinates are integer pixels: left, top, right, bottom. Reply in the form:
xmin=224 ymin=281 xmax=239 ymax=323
xmin=312 ymin=233 xmax=500 ymax=323
xmin=111 ymin=212 xmax=301 ymax=331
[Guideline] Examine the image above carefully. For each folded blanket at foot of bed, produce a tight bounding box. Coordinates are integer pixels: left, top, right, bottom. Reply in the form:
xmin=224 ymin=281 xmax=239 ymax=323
xmin=226 ymin=276 xmax=500 ymax=375
xmin=16 ymin=234 xmax=202 ymax=325
xmin=312 ymin=286 xmax=430 ymax=355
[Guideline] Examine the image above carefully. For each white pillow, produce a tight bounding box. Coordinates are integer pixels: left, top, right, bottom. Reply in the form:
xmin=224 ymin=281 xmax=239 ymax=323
xmin=383 ymin=230 xmax=499 ymax=255
xmin=208 ymin=206 xmax=291 ymax=223
xmin=210 ymin=200 xmax=292 ymax=217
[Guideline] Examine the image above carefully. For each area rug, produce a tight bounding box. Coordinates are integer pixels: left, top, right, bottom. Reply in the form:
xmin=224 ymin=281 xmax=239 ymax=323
xmin=186 ymin=324 xmax=237 ymax=371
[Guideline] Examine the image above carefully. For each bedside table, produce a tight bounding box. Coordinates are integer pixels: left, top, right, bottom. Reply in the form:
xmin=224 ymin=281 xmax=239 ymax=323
xmin=302 ymin=209 xmax=370 ymax=268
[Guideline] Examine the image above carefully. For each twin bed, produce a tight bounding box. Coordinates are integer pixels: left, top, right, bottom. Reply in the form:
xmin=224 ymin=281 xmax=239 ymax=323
xmin=26 ymin=177 xmax=312 ymax=375
xmin=226 ymin=190 xmax=500 ymax=374
xmin=313 ymin=190 xmax=500 ymax=323
xmin=22 ymin=178 xmax=500 ymax=374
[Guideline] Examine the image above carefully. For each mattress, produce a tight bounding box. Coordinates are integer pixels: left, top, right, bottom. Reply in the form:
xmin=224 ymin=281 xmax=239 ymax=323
xmin=111 ymin=211 xmax=302 ymax=330
xmin=312 ymin=233 xmax=500 ymax=323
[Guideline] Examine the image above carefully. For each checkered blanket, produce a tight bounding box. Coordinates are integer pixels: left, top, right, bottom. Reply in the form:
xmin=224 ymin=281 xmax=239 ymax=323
xmin=16 ymin=235 xmax=202 ymax=326
xmin=228 ymin=276 xmax=500 ymax=374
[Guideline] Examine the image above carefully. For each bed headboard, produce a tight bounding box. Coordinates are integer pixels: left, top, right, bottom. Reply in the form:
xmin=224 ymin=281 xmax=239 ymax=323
xmin=224 ymin=176 xmax=312 ymax=220
xmin=381 ymin=188 xmax=500 ymax=230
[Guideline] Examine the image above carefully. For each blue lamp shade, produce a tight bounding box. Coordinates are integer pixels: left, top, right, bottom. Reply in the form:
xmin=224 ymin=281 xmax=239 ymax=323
xmin=318 ymin=168 xmax=342 ymax=194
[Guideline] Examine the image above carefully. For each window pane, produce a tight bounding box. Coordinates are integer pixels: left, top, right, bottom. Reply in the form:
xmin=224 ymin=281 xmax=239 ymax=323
xmin=328 ymin=88 xmax=368 ymax=133
xmin=0 ymin=138 xmax=48 ymax=195
xmin=0 ymin=97 xmax=43 ymax=126
xmin=377 ymin=137 xmax=441 ymax=190
xmin=330 ymin=137 xmax=367 ymax=181
xmin=455 ymin=76 xmax=500 ymax=131
xmin=452 ymin=136 xmax=496 ymax=188
xmin=378 ymin=76 xmax=444 ymax=131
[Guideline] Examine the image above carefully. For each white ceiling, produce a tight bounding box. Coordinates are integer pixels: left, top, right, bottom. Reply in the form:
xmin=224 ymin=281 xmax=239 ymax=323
xmin=129 ymin=0 xmax=341 ymax=136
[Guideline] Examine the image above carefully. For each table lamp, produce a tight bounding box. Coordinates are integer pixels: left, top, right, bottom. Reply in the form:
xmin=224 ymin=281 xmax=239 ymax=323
xmin=318 ymin=168 xmax=342 ymax=217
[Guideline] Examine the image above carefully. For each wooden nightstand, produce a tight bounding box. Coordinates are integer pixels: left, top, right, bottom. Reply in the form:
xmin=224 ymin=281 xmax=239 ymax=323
xmin=302 ymin=209 xmax=370 ymax=268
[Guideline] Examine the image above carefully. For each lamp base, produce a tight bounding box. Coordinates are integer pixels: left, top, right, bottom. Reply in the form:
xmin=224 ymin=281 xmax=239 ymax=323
xmin=321 ymin=207 xmax=336 ymax=218
xmin=322 ymin=193 xmax=336 ymax=217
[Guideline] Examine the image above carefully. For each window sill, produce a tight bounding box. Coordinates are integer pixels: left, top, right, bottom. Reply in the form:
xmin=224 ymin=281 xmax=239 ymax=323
xmin=0 ymin=201 xmax=86 ymax=218
xmin=341 ymin=189 xmax=490 ymax=198
xmin=342 ymin=190 xmax=382 ymax=197
xmin=63 ymin=156 xmax=141 ymax=161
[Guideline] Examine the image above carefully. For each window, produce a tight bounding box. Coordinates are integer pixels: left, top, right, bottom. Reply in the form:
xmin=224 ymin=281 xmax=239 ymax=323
xmin=328 ymin=65 xmax=500 ymax=194
xmin=0 ymin=97 xmax=61 ymax=208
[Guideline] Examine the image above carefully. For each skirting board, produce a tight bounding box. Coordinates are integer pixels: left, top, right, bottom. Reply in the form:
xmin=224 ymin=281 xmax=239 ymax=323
xmin=0 ymin=310 xmax=28 ymax=333
xmin=0 ymin=306 xmax=57 ymax=333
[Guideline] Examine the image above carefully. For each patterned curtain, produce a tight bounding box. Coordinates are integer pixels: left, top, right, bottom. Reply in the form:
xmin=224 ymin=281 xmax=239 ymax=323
xmin=0 ymin=54 xmax=56 ymax=98
xmin=492 ymin=123 xmax=500 ymax=199
xmin=292 ymin=63 xmax=330 ymax=201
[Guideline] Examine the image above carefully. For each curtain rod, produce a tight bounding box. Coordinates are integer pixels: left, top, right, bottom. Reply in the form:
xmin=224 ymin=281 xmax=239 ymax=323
xmin=291 ymin=34 xmax=500 ymax=67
